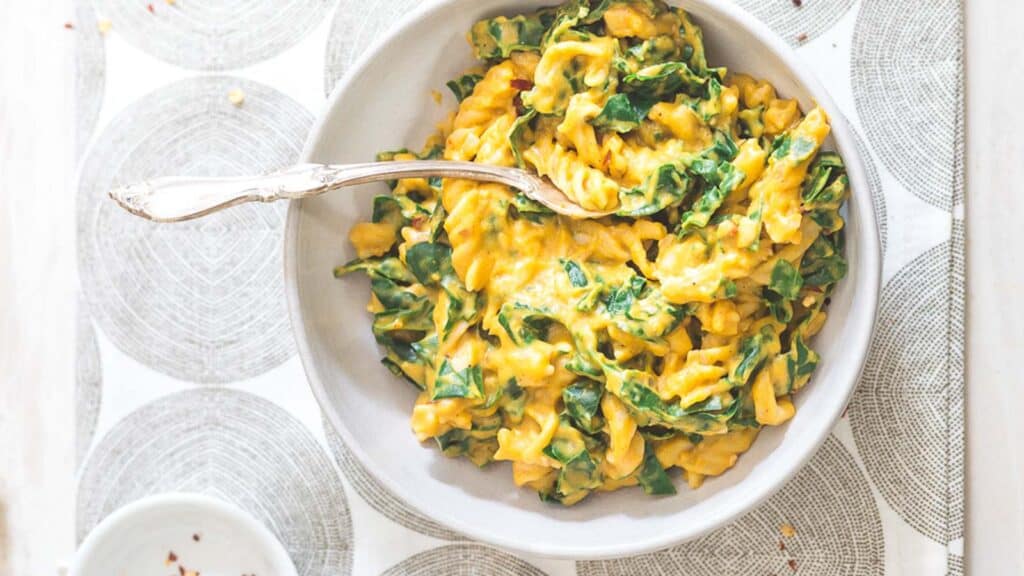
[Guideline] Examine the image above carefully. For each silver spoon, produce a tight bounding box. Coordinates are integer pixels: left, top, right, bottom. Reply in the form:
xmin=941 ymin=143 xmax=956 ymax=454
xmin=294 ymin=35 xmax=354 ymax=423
xmin=108 ymin=160 xmax=613 ymax=222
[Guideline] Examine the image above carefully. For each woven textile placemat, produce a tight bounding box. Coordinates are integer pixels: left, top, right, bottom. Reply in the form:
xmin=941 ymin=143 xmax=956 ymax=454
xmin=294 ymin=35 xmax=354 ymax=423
xmin=71 ymin=0 xmax=964 ymax=573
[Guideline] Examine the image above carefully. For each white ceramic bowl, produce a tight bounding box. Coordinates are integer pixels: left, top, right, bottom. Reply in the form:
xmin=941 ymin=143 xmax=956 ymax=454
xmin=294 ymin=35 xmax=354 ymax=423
xmin=72 ymin=493 xmax=297 ymax=576
xmin=286 ymin=0 xmax=880 ymax=559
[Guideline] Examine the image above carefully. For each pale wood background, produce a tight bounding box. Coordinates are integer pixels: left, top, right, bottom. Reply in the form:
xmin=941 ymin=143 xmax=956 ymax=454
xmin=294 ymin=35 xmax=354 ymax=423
xmin=964 ymin=0 xmax=1024 ymax=572
xmin=0 ymin=0 xmax=77 ymax=573
xmin=0 ymin=0 xmax=1021 ymax=574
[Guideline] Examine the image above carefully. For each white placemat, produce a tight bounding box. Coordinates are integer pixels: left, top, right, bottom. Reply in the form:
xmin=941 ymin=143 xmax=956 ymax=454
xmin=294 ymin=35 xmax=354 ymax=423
xmin=71 ymin=1 xmax=965 ymax=573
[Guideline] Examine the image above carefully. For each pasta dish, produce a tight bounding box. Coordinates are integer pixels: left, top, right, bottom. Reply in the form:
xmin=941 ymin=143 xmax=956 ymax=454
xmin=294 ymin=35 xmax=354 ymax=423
xmin=338 ymin=0 xmax=849 ymax=505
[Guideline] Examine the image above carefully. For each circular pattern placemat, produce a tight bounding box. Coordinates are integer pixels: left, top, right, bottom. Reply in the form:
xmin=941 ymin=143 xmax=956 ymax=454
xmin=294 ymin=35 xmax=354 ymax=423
xmin=324 ymin=415 xmax=462 ymax=541
xmin=577 ymin=436 xmax=884 ymax=576
xmin=77 ymin=76 xmax=309 ymax=384
xmin=75 ymin=304 xmax=102 ymax=467
xmin=382 ymin=543 xmax=549 ymax=576
xmin=851 ymin=0 xmax=963 ymax=211
xmin=324 ymin=0 xmax=421 ymax=95
xmin=849 ymin=221 xmax=966 ymax=544
xmin=735 ymin=0 xmax=855 ymax=46
xmin=94 ymin=0 xmax=336 ymax=70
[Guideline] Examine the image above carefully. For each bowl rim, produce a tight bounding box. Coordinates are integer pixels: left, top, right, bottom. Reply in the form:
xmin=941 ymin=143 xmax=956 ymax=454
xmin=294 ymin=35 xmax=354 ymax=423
xmin=285 ymin=0 xmax=881 ymax=559
xmin=71 ymin=492 xmax=297 ymax=576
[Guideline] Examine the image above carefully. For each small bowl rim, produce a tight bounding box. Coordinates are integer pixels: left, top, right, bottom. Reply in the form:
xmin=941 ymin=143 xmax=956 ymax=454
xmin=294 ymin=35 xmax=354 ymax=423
xmin=286 ymin=0 xmax=881 ymax=559
xmin=71 ymin=492 xmax=297 ymax=576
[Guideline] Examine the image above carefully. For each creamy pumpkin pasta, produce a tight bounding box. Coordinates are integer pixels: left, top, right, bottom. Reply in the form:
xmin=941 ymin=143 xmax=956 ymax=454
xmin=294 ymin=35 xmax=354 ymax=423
xmin=338 ymin=0 xmax=849 ymax=505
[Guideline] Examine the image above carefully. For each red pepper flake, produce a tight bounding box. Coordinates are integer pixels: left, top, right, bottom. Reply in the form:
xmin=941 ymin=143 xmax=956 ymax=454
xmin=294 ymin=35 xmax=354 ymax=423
xmin=788 ymin=559 xmax=798 ymax=572
xmin=791 ymin=0 xmax=803 ymax=7
xmin=166 ymin=551 xmax=178 ymax=565
xmin=147 ymin=3 xmax=155 ymax=13
xmin=512 ymin=93 xmax=526 ymax=115
xmin=510 ymin=78 xmax=534 ymax=91
xmin=192 ymin=533 xmax=201 ymax=542
xmin=778 ymin=540 xmax=786 ymax=551
xmin=796 ymin=33 xmax=808 ymax=43
xmin=179 ymin=566 xmax=186 ymax=576
xmin=410 ymin=215 xmax=427 ymax=228
xmin=64 ymin=22 xmax=75 ymax=29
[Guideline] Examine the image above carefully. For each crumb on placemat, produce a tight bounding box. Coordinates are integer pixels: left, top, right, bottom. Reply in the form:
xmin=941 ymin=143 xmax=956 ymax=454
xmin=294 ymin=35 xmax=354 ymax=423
xmin=228 ymin=89 xmax=246 ymax=107
xmin=780 ymin=522 xmax=797 ymax=538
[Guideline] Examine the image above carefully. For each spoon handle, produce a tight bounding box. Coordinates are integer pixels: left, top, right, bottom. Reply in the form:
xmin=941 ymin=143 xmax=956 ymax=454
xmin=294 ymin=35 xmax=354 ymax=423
xmin=108 ymin=161 xmax=538 ymax=223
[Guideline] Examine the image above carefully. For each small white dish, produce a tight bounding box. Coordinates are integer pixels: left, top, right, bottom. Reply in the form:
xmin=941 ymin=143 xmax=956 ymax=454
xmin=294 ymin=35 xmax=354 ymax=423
xmin=72 ymin=493 xmax=297 ymax=576
xmin=285 ymin=0 xmax=881 ymax=559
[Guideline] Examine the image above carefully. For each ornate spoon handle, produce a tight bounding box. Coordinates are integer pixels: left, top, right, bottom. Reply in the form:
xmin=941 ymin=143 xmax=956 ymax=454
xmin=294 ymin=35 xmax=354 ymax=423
xmin=108 ymin=160 xmax=557 ymax=223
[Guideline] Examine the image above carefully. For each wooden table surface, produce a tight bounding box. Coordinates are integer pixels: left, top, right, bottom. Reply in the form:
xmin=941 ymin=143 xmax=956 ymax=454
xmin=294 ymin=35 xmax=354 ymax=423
xmin=964 ymin=0 xmax=1024 ymax=573
xmin=1 ymin=0 xmax=1021 ymax=574
xmin=0 ymin=0 xmax=77 ymax=574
